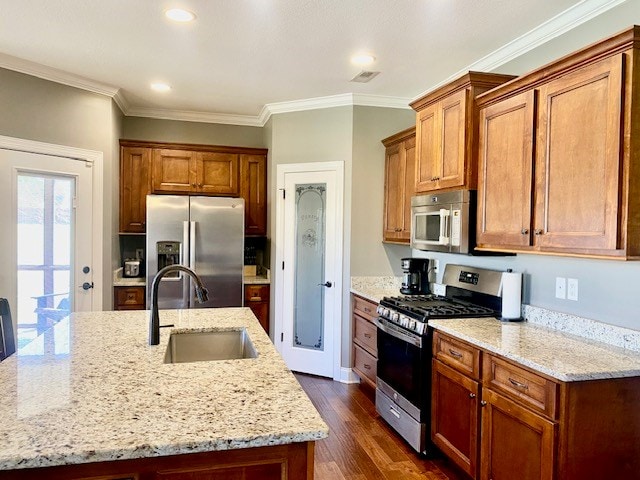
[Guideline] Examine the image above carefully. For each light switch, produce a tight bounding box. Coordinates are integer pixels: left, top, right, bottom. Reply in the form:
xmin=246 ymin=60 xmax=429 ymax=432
xmin=567 ymin=278 xmax=579 ymax=301
xmin=555 ymin=277 xmax=566 ymax=299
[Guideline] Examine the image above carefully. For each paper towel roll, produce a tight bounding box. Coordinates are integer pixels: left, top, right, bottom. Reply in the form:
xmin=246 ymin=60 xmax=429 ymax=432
xmin=501 ymin=271 xmax=522 ymax=320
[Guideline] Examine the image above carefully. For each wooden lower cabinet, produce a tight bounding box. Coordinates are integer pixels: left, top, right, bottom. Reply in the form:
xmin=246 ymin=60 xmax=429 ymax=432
xmin=351 ymin=294 xmax=378 ymax=388
xmin=244 ymin=284 xmax=269 ymax=334
xmin=114 ymin=286 xmax=145 ymax=310
xmin=480 ymin=389 xmax=555 ymax=480
xmin=432 ymin=359 xmax=479 ymax=477
xmin=432 ymin=331 xmax=640 ymax=480
xmin=1 ymin=442 xmax=315 ymax=480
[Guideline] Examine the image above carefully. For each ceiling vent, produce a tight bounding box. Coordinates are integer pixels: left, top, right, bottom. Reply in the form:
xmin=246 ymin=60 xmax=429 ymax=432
xmin=350 ymin=71 xmax=380 ymax=83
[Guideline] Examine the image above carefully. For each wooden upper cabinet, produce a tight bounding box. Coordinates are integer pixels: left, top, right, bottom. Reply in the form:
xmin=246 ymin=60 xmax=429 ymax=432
xmin=120 ymin=146 xmax=151 ymax=233
xmin=119 ymin=140 xmax=268 ymax=235
xmin=476 ymin=26 xmax=640 ymax=259
xmin=534 ymin=55 xmax=623 ymax=252
xmin=382 ymin=127 xmax=415 ymax=243
xmin=477 ymin=90 xmax=536 ymax=249
xmin=411 ymin=72 xmax=515 ymax=194
xmin=152 ymin=149 xmax=196 ymax=193
xmin=240 ymin=154 xmax=267 ymax=236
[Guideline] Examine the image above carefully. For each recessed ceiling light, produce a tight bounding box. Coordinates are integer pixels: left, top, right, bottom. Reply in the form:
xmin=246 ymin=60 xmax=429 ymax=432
xmin=351 ymin=54 xmax=376 ymax=66
xmin=151 ymin=82 xmax=171 ymax=92
xmin=165 ymin=8 xmax=196 ymax=22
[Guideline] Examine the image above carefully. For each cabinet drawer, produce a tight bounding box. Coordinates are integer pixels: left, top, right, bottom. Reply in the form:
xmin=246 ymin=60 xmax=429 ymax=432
xmin=352 ymin=295 xmax=377 ymax=321
xmin=353 ymin=343 xmax=377 ymax=387
xmin=114 ymin=286 xmax=145 ymax=310
xmin=433 ymin=331 xmax=481 ymax=380
xmin=244 ymin=284 xmax=269 ymax=302
xmin=353 ymin=313 xmax=377 ymax=355
xmin=483 ymin=354 xmax=558 ymax=419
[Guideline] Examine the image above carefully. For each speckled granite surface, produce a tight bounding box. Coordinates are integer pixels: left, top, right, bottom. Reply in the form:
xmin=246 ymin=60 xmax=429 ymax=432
xmin=244 ymin=275 xmax=271 ymax=285
xmin=0 ymin=308 xmax=328 ymax=471
xmin=430 ymin=317 xmax=640 ymax=382
xmin=350 ymin=276 xmax=402 ymax=303
xmin=113 ymin=267 xmax=146 ymax=286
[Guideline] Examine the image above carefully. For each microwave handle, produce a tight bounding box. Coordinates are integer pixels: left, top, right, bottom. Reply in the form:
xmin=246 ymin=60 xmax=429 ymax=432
xmin=439 ymin=209 xmax=450 ymax=245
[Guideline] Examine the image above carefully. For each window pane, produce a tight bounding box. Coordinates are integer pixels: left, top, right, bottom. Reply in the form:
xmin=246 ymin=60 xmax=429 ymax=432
xmin=17 ymin=270 xmax=43 ymax=328
xmin=17 ymin=176 xmax=44 ymax=265
xmin=53 ymin=179 xmax=72 ymax=265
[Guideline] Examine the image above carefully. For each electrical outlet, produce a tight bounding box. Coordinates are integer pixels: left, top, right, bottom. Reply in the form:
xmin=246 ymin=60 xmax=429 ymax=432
xmin=432 ymin=259 xmax=440 ymax=274
xmin=567 ymin=278 xmax=579 ymax=301
xmin=555 ymin=277 xmax=566 ymax=299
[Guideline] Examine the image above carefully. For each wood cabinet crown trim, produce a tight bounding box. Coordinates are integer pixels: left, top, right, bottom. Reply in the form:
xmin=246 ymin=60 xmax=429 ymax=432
xmin=381 ymin=126 xmax=416 ymax=147
xmin=410 ymin=71 xmax=516 ymax=111
xmin=476 ymin=25 xmax=640 ymax=107
xmin=120 ymin=139 xmax=268 ymax=156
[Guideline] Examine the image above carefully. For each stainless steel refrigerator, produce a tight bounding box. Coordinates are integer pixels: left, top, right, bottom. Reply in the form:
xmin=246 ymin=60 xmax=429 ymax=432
xmin=146 ymin=195 xmax=244 ymax=309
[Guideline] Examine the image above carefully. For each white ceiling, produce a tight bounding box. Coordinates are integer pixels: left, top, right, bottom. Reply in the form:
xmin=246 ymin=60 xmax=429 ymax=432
xmin=0 ymin=0 xmax=630 ymax=125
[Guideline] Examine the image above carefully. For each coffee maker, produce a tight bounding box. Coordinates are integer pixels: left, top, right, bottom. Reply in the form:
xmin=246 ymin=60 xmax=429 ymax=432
xmin=400 ymin=258 xmax=431 ymax=295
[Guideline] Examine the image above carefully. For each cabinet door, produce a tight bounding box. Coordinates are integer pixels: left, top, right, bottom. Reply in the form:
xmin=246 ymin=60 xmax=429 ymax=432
xmin=244 ymin=284 xmax=269 ymax=333
xmin=415 ymin=103 xmax=440 ymax=192
xmin=480 ymin=389 xmax=556 ymax=480
xmin=240 ymin=154 xmax=267 ymax=236
xmin=152 ymin=149 xmax=196 ymax=193
xmin=114 ymin=286 xmax=145 ymax=310
xmin=432 ymin=359 xmax=480 ymax=478
xmin=120 ymin=147 xmax=151 ymax=233
xmin=197 ymin=152 xmax=240 ymax=195
xmin=534 ymin=54 xmax=623 ymax=251
xmin=383 ymin=143 xmax=405 ymax=241
xmin=438 ymin=89 xmax=468 ymax=190
xmin=401 ymin=135 xmax=416 ymax=240
xmin=477 ymin=90 xmax=536 ymax=249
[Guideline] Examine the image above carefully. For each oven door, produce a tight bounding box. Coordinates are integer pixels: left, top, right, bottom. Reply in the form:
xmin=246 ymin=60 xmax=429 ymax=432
xmin=411 ymin=206 xmax=451 ymax=252
xmin=375 ymin=317 xmax=429 ymax=417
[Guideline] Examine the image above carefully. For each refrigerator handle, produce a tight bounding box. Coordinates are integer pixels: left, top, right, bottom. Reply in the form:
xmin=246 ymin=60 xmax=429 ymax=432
xmin=189 ymin=221 xmax=197 ymax=306
xmin=183 ymin=221 xmax=190 ymax=307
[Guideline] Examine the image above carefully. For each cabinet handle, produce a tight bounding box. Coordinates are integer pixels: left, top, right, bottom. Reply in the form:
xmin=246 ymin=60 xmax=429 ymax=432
xmin=363 ymin=307 xmax=371 ymax=313
xmin=521 ymin=228 xmax=529 ymax=235
xmin=364 ymin=333 xmax=372 ymax=339
xmin=534 ymin=229 xmax=543 ymax=235
xmin=448 ymin=348 xmax=463 ymax=359
xmin=249 ymin=296 xmax=262 ymax=301
xmin=364 ymin=364 xmax=371 ymax=370
xmin=469 ymin=393 xmax=476 ymax=399
xmin=480 ymin=401 xmax=487 ymax=407
xmin=508 ymin=378 xmax=529 ymax=390
xmin=389 ymin=407 xmax=401 ymax=419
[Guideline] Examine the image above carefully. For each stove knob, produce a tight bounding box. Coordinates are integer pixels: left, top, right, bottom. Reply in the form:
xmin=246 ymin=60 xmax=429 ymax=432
xmin=376 ymin=306 xmax=384 ymax=315
xmin=400 ymin=315 xmax=409 ymax=327
xmin=390 ymin=312 xmax=400 ymax=322
xmin=383 ymin=308 xmax=391 ymax=318
xmin=416 ymin=323 xmax=425 ymax=335
xmin=409 ymin=320 xmax=417 ymax=331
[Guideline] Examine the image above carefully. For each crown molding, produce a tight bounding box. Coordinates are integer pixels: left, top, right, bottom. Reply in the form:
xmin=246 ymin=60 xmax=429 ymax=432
xmin=0 ymin=52 xmax=119 ymax=97
xmin=411 ymin=0 xmax=629 ymax=102
xmin=125 ymin=106 xmax=263 ymax=127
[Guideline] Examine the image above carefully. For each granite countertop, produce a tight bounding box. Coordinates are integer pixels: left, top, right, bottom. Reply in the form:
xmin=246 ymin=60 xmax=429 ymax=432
xmin=430 ymin=317 xmax=640 ymax=382
xmin=350 ymin=276 xmax=402 ymax=303
xmin=113 ymin=270 xmax=271 ymax=287
xmin=243 ymin=275 xmax=270 ymax=285
xmin=0 ymin=308 xmax=328 ymax=471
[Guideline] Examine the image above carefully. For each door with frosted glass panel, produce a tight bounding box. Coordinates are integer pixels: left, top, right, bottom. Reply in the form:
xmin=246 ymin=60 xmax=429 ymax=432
xmin=279 ymin=168 xmax=341 ymax=378
xmin=0 ymin=149 xmax=93 ymax=351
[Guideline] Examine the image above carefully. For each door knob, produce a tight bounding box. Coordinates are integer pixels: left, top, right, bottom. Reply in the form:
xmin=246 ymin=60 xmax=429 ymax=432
xmin=81 ymin=282 xmax=94 ymax=290
xmin=318 ymin=281 xmax=333 ymax=288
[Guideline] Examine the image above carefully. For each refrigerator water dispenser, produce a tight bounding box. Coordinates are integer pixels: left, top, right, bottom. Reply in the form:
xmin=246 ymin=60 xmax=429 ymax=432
xmin=157 ymin=241 xmax=182 ymax=278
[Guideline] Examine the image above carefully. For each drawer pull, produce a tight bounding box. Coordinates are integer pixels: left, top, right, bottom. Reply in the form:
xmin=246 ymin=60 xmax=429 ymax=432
xmin=363 ymin=364 xmax=371 ymax=370
xmin=364 ymin=333 xmax=372 ymax=339
xmin=509 ymin=378 xmax=529 ymax=390
xmin=363 ymin=307 xmax=371 ymax=313
xmin=469 ymin=393 xmax=476 ymax=399
xmin=249 ymin=296 xmax=262 ymax=301
xmin=480 ymin=401 xmax=487 ymax=407
xmin=389 ymin=407 xmax=401 ymax=419
xmin=448 ymin=348 xmax=463 ymax=359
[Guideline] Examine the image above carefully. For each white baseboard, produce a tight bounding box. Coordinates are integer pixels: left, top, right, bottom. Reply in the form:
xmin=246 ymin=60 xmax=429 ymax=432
xmin=335 ymin=367 xmax=361 ymax=384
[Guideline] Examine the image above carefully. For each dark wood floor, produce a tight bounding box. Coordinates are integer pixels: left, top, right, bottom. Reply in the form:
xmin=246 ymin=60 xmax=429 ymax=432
xmin=295 ymin=373 xmax=466 ymax=480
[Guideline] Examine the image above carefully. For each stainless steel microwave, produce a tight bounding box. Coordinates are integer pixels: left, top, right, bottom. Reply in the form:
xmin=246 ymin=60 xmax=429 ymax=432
xmin=411 ymin=190 xmax=475 ymax=254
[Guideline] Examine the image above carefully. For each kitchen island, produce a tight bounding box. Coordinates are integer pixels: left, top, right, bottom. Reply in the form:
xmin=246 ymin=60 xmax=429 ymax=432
xmin=0 ymin=308 xmax=328 ymax=479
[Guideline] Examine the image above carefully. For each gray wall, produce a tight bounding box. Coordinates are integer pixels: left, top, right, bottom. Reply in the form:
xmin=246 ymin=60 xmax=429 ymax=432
xmin=0 ymin=67 xmax=118 ymax=307
xmin=351 ymin=106 xmax=415 ymax=277
xmin=122 ymin=116 xmax=264 ymax=147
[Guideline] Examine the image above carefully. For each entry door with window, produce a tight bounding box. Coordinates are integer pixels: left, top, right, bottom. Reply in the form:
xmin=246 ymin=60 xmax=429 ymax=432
xmin=276 ymin=162 xmax=344 ymax=379
xmin=0 ymin=149 xmax=94 ymax=350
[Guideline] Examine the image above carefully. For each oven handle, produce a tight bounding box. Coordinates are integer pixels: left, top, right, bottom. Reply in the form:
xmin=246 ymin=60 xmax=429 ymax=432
xmin=374 ymin=317 xmax=423 ymax=348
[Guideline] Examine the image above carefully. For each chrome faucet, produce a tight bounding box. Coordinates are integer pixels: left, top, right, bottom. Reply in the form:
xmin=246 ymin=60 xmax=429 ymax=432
xmin=149 ymin=265 xmax=209 ymax=345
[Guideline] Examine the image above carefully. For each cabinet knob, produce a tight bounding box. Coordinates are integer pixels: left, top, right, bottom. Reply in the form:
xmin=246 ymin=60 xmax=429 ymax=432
xmin=521 ymin=228 xmax=529 ymax=235
xmin=469 ymin=393 xmax=476 ymax=399
xmin=199 ymin=183 xmax=204 ymax=188
xmin=192 ymin=183 xmax=197 ymax=187
xmin=480 ymin=400 xmax=487 ymax=407
xmin=534 ymin=229 xmax=543 ymax=235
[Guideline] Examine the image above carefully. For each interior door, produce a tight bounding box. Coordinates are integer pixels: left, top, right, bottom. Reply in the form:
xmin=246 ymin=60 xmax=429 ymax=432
xmin=276 ymin=163 xmax=343 ymax=378
xmin=0 ymin=148 xmax=93 ymax=349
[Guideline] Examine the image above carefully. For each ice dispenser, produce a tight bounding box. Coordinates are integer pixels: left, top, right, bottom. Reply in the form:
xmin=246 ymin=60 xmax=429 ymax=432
xmin=157 ymin=241 xmax=182 ymax=278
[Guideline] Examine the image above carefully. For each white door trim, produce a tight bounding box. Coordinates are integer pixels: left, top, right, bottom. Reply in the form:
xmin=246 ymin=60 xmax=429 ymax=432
xmin=0 ymin=134 xmax=104 ymax=311
xmin=275 ymin=161 xmax=344 ymax=381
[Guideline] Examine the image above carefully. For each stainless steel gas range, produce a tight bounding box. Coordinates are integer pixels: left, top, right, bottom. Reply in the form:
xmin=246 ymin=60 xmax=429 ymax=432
xmin=374 ymin=264 xmax=509 ymax=455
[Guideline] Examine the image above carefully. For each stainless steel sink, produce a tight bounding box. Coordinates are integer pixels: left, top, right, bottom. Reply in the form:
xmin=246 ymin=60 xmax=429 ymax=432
xmin=163 ymin=329 xmax=257 ymax=363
